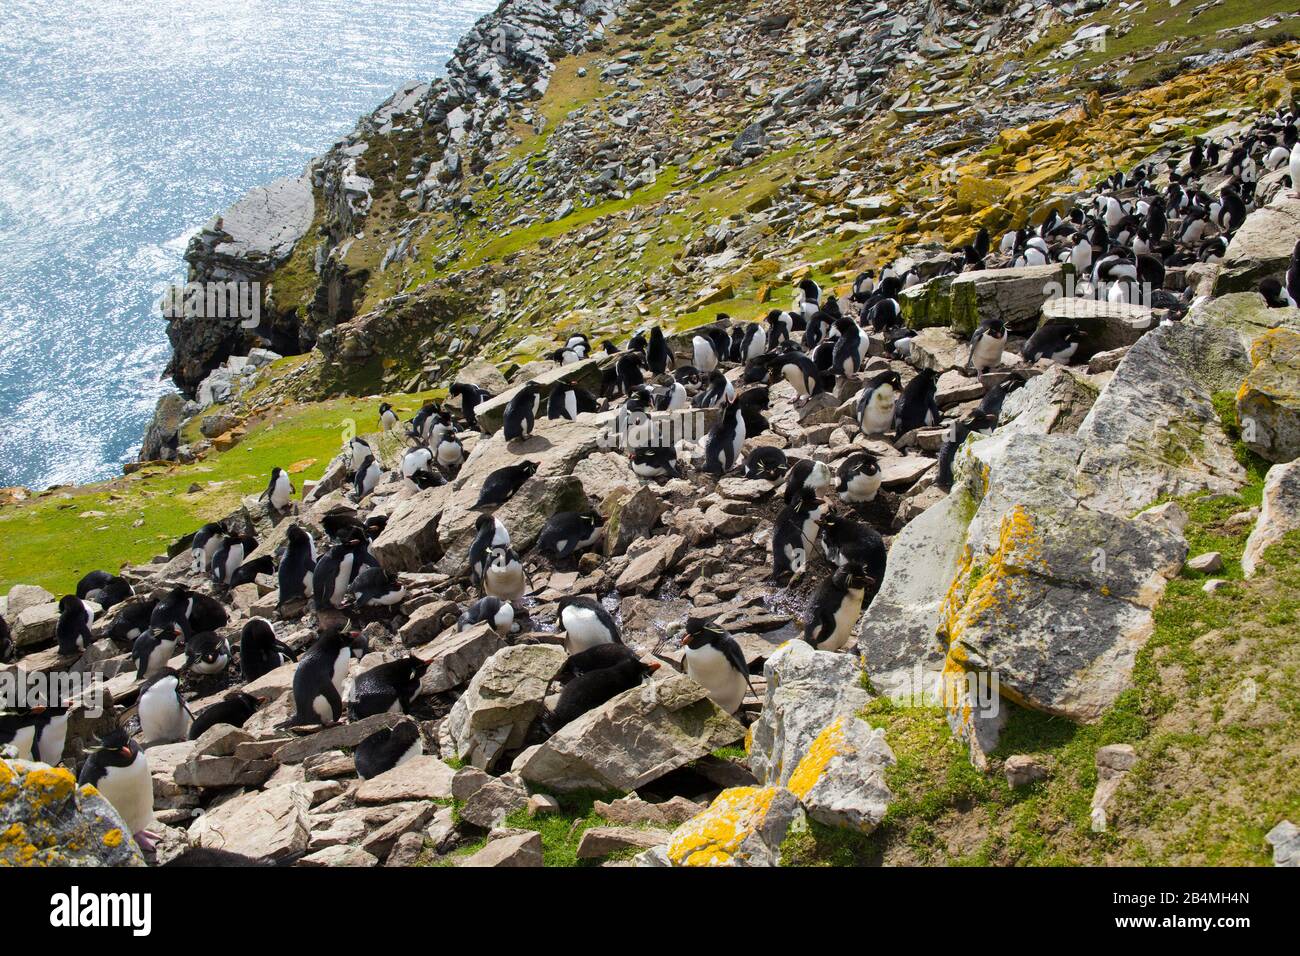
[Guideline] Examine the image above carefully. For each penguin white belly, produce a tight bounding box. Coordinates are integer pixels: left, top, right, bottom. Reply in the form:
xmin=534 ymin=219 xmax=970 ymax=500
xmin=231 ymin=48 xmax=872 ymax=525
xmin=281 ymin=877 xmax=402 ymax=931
xmin=800 ymin=508 xmax=824 ymax=549
xmin=99 ymin=756 xmax=156 ymax=836
xmin=8 ymin=726 xmax=36 ymax=760
xmin=144 ymin=639 xmax=175 ymax=677
xmin=971 ymin=336 xmax=1004 ymax=371
xmin=36 ymin=717 xmax=69 ymax=765
xmin=562 ymin=607 xmax=613 ymax=654
xmin=396 ymin=738 xmax=424 ymax=768
xmin=693 ymin=339 xmax=717 ymax=374
xmin=862 ymin=391 xmax=894 ymax=433
xmin=485 ymin=564 xmax=525 ymax=603
xmin=565 ymin=391 xmax=578 ymax=420
xmin=684 ymin=645 xmax=747 ymax=714
xmin=331 ymin=554 xmax=355 ymax=608
xmin=492 ymin=604 xmax=516 ymax=635
xmin=823 ymin=591 xmax=866 ymax=652
xmin=842 ymin=472 xmax=881 ymax=503
xmin=782 ymin=364 xmax=810 ymax=396
xmin=667 ymin=384 xmax=687 ymax=411
xmin=139 ymin=687 xmax=191 ymax=744
xmin=312 ymin=694 xmax=335 ymax=724
xmin=331 ymin=647 xmax=352 ymax=695
xmin=191 ymin=650 xmax=228 ymax=675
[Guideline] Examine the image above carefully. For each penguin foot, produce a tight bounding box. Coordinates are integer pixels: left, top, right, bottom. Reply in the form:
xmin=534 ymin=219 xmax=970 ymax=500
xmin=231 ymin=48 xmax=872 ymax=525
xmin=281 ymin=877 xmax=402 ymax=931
xmin=133 ymin=829 xmax=161 ymax=854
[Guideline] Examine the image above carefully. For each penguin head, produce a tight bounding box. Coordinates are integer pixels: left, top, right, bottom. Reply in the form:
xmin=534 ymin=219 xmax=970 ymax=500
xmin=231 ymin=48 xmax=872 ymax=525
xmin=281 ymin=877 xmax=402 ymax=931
xmin=518 ymin=460 xmax=540 ymax=479
xmin=681 ymin=614 xmax=727 ymax=650
xmin=834 ymin=566 xmax=877 ymax=595
xmin=92 ymin=728 xmax=138 ymax=766
xmin=57 ymin=594 xmax=83 ymax=617
xmin=848 ymin=451 xmax=880 ymax=477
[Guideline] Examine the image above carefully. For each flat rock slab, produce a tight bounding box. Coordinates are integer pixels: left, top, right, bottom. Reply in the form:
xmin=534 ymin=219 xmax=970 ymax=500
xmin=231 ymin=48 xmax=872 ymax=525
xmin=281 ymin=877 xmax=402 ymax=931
xmin=190 ymin=782 xmax=311 ymax=861
xmin=355 ymin=756 xmax=456 ymax=804
xmin=514 ymin=673 xmax=745 ymax=792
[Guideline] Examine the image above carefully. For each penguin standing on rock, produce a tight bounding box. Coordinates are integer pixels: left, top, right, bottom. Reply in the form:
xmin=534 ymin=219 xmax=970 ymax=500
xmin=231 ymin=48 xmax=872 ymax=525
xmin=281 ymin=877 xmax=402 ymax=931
xmin=78 ymin=729 xmax=158 ymax=852
xmin=892 ymin=368 xmax=941 ymax=439
xmin=355 ymin=722 xmax=423 ymax=779
xmin=804 ymin=568 xmax=875 ymax=652
xmin=483 ymin=546 xmax=528 ymax=603
xmin=775 ymin=352 xmax=828 ymax=405
xmin=558 ymin=596 xmax=621 ymax=655
xmin=966 ymin=319 xmax=1007 ymax=374
xmin=278 ymin=523 xmax=317 ymax=607
xmin=458 ymin=596 xmax=515 ymax=636
xmin=190 ymin=522 xmax=225 ymax=573
xmin=56 ymin=595 xmax=94 ymax=656
xmin=818 ymin=512 xmax=888 ymax=581
xmin=292 ymin=628 xmax=359 ymax=725
xmin=189 ymin=693 xmax=261 ymax=740
xmin=772 ymin=492 xmax=826 ymax=581
xmin=132 ymin=623 xmax=184 ymax=680
xmin=647 ymin=326 xmax=673 ymax=374
xmin=856 ymin=370 xmax=901 ymax=436
xmin=548 ymin=383 xmax=597 ymax=421
xmin=240 ymin=618 xmax=297 ymax=681
xmin=702 ymin=400 xmax=746 ymax=475
xmin=0 ymin=705 xmax=69 ymax=765
xmin=680 ymin=617 xmax=752 ymax=714
xmin=349 ymin=657 xmax=428 ymax=720
xmin=503 ymin=382 xmax=542 ymax=442
xmin=538 ymin=512 xmax=604 ymax=560
xmin=936 ymin=412 xmax=999 ymax=490
xmin=836 ymin=452 xmax=882 ymax=504
xmin=262 ymin=466 xmax=294 ymax=512
xmin=379 ymin=402 xmax=399 ymax=431
xmin=210 ymin=533 xmax=256 ymax=586
xmin=474 ymin=461 xmax=539 ymax=509
xmin=137 ymin=669 xmax=192 ymax=745
xmin=352 ymin=455 xmax=383 ymax=503
xmin=468 ymin=514 xmax=511 ymax=588
xmin=449 ymin=383 xmax=491 ymax=431
xmin=314 ymin=532 xmax=377 ymax=610
xmin=692 ymin=334 xmax=722 ymax=375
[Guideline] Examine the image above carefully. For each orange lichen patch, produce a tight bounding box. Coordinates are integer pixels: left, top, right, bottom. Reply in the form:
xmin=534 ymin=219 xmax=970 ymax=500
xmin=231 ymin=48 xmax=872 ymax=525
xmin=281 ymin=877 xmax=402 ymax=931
xmin=666 ymin=786 xmax=779 ymax=867
xmin=21 ymin=766 xmax=77 ymax=808
xmin=102 ymin=828 xmax=124 ymax=848
xmin=0 ymin=822 xmax=39 ymax=867
xmin=787 ymin=717 xmax=847 ymax=800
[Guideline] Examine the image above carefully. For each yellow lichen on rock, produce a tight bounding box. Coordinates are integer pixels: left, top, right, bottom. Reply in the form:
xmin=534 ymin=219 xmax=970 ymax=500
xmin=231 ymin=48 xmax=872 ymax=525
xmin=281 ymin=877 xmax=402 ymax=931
xmin=787 ymin=717 xmax=848 ymax=801
xmin=667 ymin=786 xmax=786 ymax=867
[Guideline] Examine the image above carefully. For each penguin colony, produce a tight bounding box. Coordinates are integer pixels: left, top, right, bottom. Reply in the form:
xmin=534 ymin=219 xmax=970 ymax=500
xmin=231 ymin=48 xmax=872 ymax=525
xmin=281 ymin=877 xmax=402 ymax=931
xmin=3 ymin=106 xmax=1300 ymax=866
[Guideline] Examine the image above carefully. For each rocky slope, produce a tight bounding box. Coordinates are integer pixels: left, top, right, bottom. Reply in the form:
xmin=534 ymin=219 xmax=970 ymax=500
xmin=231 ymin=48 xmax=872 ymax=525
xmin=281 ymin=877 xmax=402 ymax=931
xmin=3 ymin=0 xmax=1300 ymax=868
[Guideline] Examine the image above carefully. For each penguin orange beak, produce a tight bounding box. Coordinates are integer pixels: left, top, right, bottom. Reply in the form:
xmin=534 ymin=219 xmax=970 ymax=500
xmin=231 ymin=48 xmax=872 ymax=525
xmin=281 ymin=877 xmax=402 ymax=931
xmin=118 ymin=746 xmax=132 ymax=759
xmin=647 ymin=661 xmax=661 ymax=671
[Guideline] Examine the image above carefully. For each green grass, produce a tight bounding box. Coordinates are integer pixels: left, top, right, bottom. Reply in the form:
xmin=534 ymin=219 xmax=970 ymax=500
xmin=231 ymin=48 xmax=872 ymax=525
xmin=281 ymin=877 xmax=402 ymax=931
xmin=0 ymin=389 xmax=437 ymax=595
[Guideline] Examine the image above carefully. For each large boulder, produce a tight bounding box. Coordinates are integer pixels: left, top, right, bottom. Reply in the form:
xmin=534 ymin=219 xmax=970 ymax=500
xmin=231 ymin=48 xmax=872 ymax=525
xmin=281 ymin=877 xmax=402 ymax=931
xmin=654 ymin=786 xmax=805 ymax=867
xmin=372 ymin=483 xmax=454 ymax=573
xmin=1185 ymin=292 xmax=1300 ymax=348
xmin=1075 ymin=322 xmax=1249 ymax=515
xmin=433 ymin=417 xmax=606 ymax=576
xmin=1039 ymin=297 xmax=1154 ymax=357
xmin=785 ymin=715 xmax=894 ymax=832
xmin=473 ymin=355 xmax=613 ymax=435
xmin=749 ymin=640 xmax=872 ymax=786
xmin=938 ymin=501 xmax=1187 ymax=723
xmin=443 ymin=644 xmax=567 ymax=770
xmin=513 ymin=673 xmax=745 ymax=792
xmin=901 ymin=264 xmax=1067 ymax=336
xmin=998 ymin=365 xmax=1098 ymax=437
xmin=1243 ymin=459 xmax=1300 ymax=578
xmin=189 ymin=782 xmax=312 ymax=861
xmin=1237 ymin=328 xmax=1300 ymax=463
xmin=414 ymin=622 xmax=506 ymax=693
xmin=1212 ymin=192 xmax=1300 ymax=294
xmin=0 ymin=760 xmax=146 ymax=866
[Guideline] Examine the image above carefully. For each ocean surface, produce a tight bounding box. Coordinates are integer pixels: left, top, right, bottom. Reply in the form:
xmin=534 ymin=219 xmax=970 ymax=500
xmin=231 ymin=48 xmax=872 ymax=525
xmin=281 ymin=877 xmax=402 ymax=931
xmin=0 ymin=0 xmax=495 ymax=490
